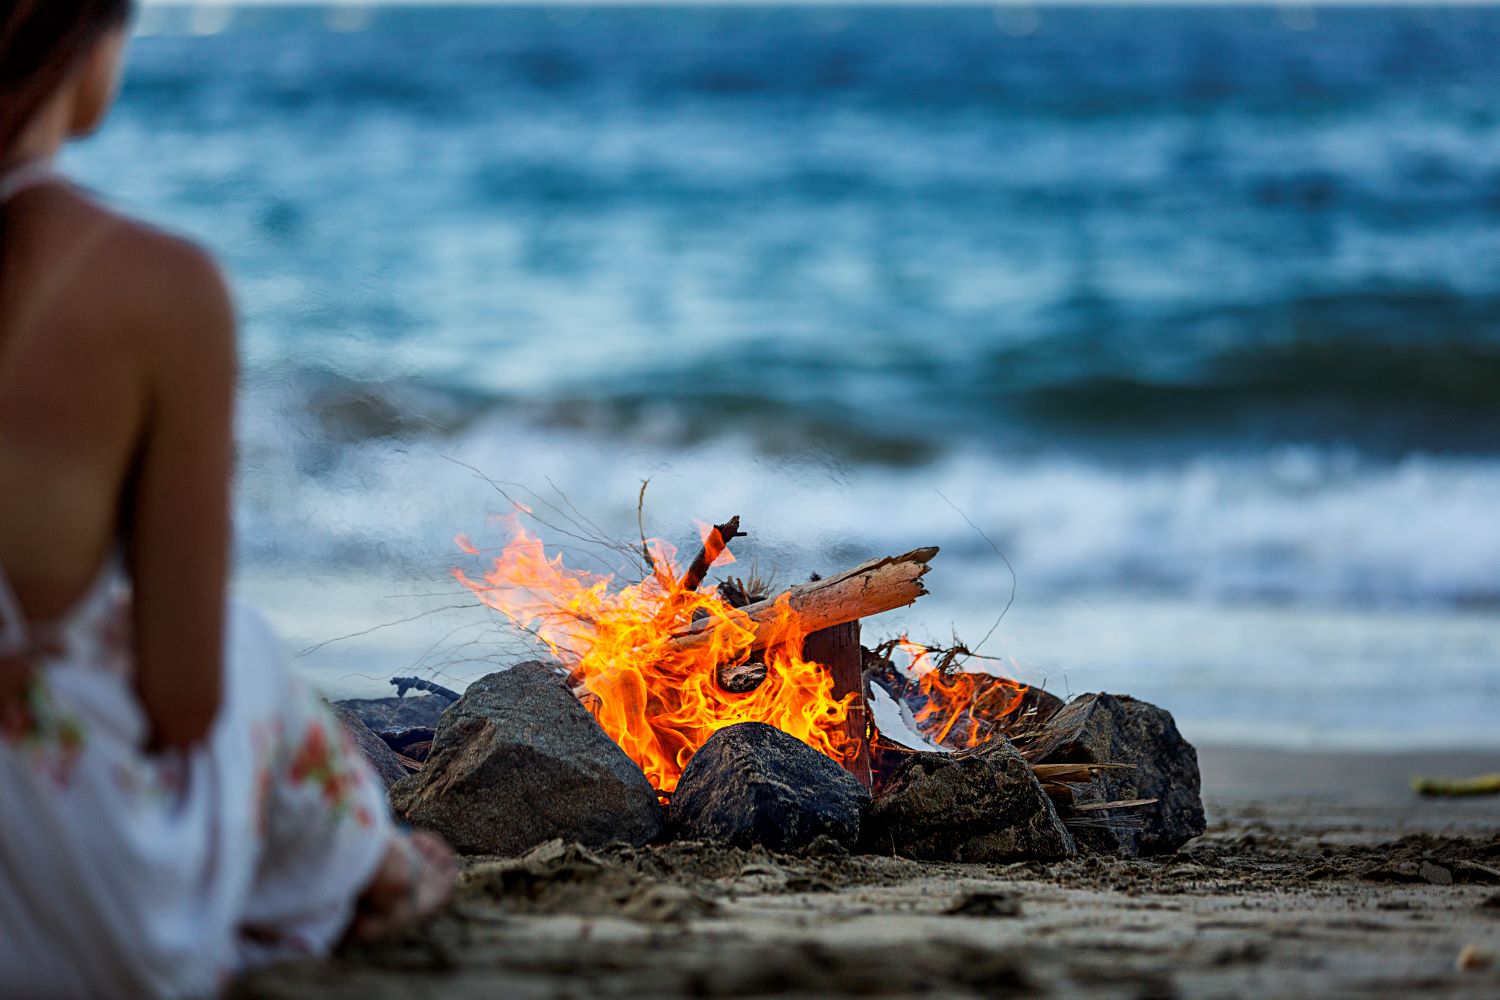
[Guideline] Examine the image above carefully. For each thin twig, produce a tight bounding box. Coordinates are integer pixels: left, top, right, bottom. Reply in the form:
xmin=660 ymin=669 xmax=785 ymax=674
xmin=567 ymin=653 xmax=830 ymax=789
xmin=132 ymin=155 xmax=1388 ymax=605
xmin=934 ymin=490 xmax=1016 ymax=656
xmin=637 ymin=478 xmax=656 ymax=579
xmin=295 ymin=602 xmax=485 ymax=658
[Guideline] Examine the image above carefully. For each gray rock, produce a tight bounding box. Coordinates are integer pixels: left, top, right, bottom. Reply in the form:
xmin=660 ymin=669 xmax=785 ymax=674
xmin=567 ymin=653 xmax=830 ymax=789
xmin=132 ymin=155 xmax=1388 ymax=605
xmin=669 ymin=722 xmax=870 ymax=851
xmin=389 ymin=661 xmax=663 ymax=855
xmin=330 ymin=704 xmax=408 ymax=789
xmin=860 ymin=739 xmax=1075 ymax=862
xmin=333 ymin=694 xmax=450 ymax=731
xmin=1033 ymin=693 xmax=1205 ymax=856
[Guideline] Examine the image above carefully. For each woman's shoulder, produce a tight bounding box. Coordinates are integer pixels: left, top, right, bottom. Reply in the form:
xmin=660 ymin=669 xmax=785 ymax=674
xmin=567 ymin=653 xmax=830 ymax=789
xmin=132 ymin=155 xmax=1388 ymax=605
xmin=21 ymin=179 xmax=235 ymax=358
xmin=57 ymin=181 xmax=229 ymax=316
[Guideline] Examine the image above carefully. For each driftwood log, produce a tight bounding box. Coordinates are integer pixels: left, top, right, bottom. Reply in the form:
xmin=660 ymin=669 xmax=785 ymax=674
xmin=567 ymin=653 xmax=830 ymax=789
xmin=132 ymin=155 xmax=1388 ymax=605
xmin=673 ymin=546 xmax=938 ymax=658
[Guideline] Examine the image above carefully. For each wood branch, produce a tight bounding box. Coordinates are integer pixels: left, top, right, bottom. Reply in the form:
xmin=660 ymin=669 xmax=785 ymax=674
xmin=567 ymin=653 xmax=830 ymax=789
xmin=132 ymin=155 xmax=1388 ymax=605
xmin=668 ymin=546 xmax=938 ymax=656
xmin=681 ymin=515 xmax=743 ymax=593
xmin=717 ymin=660 xmax=768 ymax=693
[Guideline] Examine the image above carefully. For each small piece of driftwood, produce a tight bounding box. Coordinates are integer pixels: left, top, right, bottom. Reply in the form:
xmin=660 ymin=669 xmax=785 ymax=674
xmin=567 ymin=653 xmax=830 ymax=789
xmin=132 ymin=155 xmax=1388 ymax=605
xmin=389 ymin=676 xmax=460 ymax=703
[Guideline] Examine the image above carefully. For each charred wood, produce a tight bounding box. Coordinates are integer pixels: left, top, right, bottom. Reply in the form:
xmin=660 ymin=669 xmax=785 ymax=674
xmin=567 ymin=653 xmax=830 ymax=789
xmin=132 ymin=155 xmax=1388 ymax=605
xmin=717 ymin=660 xmax=768 ymax=693
xmin=803 ymin=620 xmax=873 ymax=789
xmin=680 ymin=515 xmax=744 ymax=593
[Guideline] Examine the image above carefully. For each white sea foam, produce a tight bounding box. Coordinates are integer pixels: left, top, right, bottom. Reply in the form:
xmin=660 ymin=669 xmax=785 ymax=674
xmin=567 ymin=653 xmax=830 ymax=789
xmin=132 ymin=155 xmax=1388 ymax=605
xmin=229 ymin=395 xmax=1500 ymax=751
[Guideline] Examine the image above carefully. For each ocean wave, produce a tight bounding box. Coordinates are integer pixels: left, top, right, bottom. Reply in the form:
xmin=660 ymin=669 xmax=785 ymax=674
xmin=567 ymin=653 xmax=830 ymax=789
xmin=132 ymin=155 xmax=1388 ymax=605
xmin=235 ymin=384 xmax=1500 ymax=612
xmin=248 ymin=299 xmax=1500 ymax=460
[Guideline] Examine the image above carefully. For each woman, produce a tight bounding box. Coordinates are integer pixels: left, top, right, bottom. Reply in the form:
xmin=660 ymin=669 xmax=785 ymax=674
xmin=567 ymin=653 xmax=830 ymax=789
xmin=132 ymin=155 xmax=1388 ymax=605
xmin=0 ymin=3 xmax=455 ymax=995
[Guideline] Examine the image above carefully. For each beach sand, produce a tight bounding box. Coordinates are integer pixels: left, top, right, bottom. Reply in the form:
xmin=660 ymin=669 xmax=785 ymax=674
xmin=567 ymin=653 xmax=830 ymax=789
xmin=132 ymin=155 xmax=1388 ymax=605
xmin=235 ymin=746 xmax=1500 ymax=999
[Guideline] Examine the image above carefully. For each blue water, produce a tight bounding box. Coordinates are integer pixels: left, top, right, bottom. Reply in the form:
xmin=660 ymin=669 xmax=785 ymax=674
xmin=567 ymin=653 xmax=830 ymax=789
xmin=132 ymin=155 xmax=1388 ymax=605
xmin=67 ymin=5 xmax=1500 ymax=745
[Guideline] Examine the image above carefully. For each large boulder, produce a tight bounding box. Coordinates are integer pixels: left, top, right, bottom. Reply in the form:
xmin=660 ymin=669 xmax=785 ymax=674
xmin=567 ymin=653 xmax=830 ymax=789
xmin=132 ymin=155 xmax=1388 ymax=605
xmin=333 ymin=694 xmax=450 ymax=730
xmin=330 ymin=704 xmax=408 ymax=789
xmin=860 ymin=739 xmax=1075 ymax=862
xmin=1033 ymin=693 xmax=1204 ymax=856
xmin=669 ymin=722 xmax=870 ymax=851
xmin=389 ymin=662 xmax=663 ymax=855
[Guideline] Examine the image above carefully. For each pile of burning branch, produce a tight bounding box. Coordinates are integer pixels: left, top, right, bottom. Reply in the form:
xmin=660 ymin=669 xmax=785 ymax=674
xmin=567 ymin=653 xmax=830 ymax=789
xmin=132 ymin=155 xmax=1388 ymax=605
xmin=351 ymin=511 xmax=1205 ymax=862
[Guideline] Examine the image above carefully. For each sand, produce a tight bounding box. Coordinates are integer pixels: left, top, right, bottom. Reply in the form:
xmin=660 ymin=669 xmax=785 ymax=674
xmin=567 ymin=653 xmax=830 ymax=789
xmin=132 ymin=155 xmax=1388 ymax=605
xmin=234 ymin=746 xmax=1500 ymax=999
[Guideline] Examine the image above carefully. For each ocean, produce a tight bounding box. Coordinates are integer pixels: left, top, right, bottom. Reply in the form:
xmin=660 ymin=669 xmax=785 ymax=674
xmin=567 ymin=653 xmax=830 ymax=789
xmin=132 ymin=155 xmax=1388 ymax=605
xmin=68 ymin=4 xmax=1500 ymax=747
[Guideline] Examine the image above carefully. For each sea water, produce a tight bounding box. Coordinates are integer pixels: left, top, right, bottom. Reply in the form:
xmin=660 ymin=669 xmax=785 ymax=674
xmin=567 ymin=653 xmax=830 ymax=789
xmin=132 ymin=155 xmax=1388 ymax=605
xmin=67 ymin=5 xmax=1500 ymax=747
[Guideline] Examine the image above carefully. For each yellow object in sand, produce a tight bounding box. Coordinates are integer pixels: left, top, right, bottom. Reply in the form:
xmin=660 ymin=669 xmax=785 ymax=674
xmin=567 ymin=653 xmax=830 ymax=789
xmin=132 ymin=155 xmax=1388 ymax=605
xmin=1411 ymin=773 xmax=1500 ymax=797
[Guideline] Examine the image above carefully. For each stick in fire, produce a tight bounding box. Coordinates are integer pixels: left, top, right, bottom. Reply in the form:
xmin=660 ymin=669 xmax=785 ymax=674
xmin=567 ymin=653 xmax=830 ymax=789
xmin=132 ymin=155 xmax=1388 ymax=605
xmin=680 ymin=515 xmax=745 ymax=594
xmin=671 ymin=546 xmax=938 ymax=658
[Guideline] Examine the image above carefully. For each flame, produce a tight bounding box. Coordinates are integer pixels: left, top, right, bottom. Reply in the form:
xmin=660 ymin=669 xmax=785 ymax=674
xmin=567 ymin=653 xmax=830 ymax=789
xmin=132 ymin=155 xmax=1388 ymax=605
xmin=691 ymin=520 xmax=736 ymax=570
xmin=892 ymin=635 xmax=1029 ymax=750
xmin=454 ymin=523 xmax=853 ymax=794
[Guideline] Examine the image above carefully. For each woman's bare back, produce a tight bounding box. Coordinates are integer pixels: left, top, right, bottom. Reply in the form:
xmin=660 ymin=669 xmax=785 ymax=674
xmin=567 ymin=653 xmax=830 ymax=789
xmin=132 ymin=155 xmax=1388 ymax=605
xmin=0 ymin=177 xmax=235 ymax=746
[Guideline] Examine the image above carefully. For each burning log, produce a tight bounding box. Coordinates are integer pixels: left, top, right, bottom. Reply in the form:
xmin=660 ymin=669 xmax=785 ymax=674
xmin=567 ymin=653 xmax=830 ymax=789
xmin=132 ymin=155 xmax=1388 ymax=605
xmin=802 ymin=620 xmax=873 ymax=789
xmin=669 ymin=546 xmax=938 ymax=657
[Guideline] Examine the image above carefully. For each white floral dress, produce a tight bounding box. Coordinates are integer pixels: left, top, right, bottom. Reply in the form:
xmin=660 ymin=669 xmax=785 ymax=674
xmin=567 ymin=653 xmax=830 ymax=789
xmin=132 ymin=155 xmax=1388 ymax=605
xmin=0 ymin=554 xmax=393 ymax=998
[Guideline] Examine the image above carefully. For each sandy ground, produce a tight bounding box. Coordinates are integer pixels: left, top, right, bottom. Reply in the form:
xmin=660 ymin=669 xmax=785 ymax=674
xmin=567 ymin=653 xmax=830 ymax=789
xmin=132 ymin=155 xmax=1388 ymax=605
xmin=235 ymin=746 xmax=1500 ymax=999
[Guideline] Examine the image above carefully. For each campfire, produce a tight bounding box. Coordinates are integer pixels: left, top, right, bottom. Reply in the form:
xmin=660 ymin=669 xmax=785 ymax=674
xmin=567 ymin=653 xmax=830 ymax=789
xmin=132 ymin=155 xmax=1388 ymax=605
xmin=450 ymin=512 xmax=1052 ymax=794
xmin=367 ymin=508 xmax=1205 ymax=864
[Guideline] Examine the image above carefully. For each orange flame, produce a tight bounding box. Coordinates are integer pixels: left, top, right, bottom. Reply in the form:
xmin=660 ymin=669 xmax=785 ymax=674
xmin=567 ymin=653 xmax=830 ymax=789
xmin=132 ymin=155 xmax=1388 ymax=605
xmin=893 ymin=635 xmax=1029 ymax=750
xmin=454 ymin=524 xmax=853 ymax=794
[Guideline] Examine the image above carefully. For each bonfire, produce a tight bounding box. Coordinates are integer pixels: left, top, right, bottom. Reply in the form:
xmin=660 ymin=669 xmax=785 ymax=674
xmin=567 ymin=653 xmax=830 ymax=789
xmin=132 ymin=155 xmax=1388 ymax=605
xmin=448 ymin=509 xmax=1087 ymax=804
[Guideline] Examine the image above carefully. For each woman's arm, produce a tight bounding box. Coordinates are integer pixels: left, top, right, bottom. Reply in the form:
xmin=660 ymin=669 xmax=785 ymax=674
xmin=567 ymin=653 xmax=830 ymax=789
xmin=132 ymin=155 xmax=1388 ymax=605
xmin=127 ymin=236 xmax=237 ymax=751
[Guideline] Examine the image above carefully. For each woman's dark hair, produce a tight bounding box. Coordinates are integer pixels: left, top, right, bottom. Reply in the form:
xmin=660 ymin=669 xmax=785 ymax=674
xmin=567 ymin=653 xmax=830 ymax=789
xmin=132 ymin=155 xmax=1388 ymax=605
xmin=1 ymin=0 xmax=133 ymax=155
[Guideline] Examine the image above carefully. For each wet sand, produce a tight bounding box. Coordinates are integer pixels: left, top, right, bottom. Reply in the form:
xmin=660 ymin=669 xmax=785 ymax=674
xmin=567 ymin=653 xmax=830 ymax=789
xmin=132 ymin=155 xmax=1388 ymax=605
xmin=236 ymin=746 xmax=1500 ymax=999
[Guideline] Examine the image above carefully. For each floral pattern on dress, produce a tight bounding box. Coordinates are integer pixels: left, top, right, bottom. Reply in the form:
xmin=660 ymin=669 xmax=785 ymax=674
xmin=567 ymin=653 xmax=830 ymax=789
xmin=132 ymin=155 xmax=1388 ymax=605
xmin=94 ymin=590 xmax=134 ymax=680
xmin=286 ymin=719 xmax=375 ymax=829
xmin=0 ymin=672 xmax=86 ymax=787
